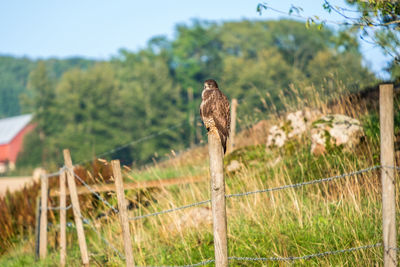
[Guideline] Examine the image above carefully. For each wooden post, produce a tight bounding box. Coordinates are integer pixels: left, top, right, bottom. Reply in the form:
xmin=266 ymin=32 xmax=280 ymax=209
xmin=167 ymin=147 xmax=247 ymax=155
xmin=39 ymin=171 xmax=48 ymax=259
xmin=63 ymin=149 xmax=89 ymax=266
xmin=112 ymin=160 xmax=135 ymax=267
xmin=380 ymin=84 xmax=397 ymax=267
xmin=208 ymin=128 xmax=228 ymax=267
xmin=228 ymin=98 xmax=238 ymax=153
xmin=34 ymin=195 xmax=41 ymax=261
xmin=59 ymin=169 xmax=67 ymax=267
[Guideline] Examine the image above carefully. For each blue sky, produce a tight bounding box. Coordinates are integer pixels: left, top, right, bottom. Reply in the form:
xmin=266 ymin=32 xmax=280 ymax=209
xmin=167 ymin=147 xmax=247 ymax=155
xmin=0 ymin=0 xmax=391 ymax=78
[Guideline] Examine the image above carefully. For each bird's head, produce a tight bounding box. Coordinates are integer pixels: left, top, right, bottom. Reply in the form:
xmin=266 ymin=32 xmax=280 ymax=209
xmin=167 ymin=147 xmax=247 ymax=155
xmin=204 ymin=79 xmax=219 ymax=90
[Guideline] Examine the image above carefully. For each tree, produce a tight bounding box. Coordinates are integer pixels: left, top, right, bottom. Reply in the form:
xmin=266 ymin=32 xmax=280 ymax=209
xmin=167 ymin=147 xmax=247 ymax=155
xmin=257 ymin=1 xmax=400 ymax=81
xmin=0 ymin=56 xmax=34 ymax=117
xmin=54 ymin=63 xmax=121 ymax=163
xmin=21 ymin=61 xmax=58 ymax=166
xmin=115 ymin=49 xmax=186 ymax=163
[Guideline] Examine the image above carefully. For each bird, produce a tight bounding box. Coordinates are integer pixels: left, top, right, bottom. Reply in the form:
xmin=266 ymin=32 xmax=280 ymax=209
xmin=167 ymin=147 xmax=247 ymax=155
xmin=200 ymin=79 xmax=230 ymax=154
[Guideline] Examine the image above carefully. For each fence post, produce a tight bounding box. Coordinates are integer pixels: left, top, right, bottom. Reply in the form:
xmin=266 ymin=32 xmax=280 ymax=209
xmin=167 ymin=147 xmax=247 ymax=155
xmin=63 ymin=149 xmax=89 ymax=266
xmin=379 ymin=84 xmax=397 ymax=267
xmin=208 ymin=128 xmax=228 ymax=267
xmin=39 ymin=171 xmax=48 ymax=259
xmin=112 ymin=160 xmax=135 ymax=267
xmin=34 ymin=195 xmax=41 ymax=261
xmin=228 ymin=98 xmax=238 ymax=153
xmin=59 ymin=169 xmax=67 ymax=267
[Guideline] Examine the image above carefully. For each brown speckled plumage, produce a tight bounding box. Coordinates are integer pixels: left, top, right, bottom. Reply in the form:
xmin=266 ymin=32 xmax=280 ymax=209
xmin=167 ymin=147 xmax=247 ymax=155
xmin=200 ymin=79 xmax=230 ymax=154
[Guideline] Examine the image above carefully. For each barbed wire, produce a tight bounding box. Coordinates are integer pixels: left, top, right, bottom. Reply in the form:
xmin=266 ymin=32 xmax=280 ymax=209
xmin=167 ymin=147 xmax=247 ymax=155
xmin=382 ymin=165 xmax=400 ymax=171
xmin=71 ymin=170 xmax=119 ymax=214
xmin=77 ymin=121 xmax=187 ymax=166
xmin=80 ymin=215 xmax=125 ymax=260
xmin=129 ymin=199 xmax=211 ymax=221
xmin=47 ymin=204 xmax=72 ymax=211
xmin=226 ymin=165 xmax=380 ymax=199
xmin=42 ymin=164 xmax=396 ymax=223
xmin=46 ymin=168 xmax=65 ymax=178
xmin=41 ymin=120 xmax=190 ymax=178
xmin=142 ymin=243 xmax=382 ymax=266
xmin=129 ymin=165 xmax=380 ymax=221
xmin=40 ymin=167 xmax=66 ymax=179
xmin=228 ymin=243 xmax=382 ymax=263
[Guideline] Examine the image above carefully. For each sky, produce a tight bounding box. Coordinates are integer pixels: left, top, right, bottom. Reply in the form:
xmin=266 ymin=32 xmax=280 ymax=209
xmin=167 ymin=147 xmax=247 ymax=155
xmin=0 ymin=0 xmax=391 ymax=79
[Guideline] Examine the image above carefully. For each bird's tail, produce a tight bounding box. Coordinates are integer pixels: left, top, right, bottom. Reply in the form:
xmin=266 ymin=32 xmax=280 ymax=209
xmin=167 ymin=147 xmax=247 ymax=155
xmin=218 ymin=131 xmax=227 ymax=154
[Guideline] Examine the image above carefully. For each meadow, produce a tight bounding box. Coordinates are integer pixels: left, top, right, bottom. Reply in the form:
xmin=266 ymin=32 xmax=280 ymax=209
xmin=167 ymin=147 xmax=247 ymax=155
xmin=0 ymin=83 xmax=399 ymax=266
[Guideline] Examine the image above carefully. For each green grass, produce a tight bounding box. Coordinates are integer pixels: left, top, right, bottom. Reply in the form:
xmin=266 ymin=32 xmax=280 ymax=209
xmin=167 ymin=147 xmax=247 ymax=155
xmin=1 ymin=98 xmax=399 ymax=266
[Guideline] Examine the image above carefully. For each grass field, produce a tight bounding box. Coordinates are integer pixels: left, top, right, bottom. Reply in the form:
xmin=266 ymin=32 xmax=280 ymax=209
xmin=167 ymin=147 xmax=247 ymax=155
xmin=0 ymin=85 xmax=399 ymax=266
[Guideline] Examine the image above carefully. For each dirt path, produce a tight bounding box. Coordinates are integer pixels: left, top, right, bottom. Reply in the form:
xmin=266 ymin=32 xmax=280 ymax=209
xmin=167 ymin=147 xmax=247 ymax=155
xmin=0 ymin=176 xmax=34 ymax=196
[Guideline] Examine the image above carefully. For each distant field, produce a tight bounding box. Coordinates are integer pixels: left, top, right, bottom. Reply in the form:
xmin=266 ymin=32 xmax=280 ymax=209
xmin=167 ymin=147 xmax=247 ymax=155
xmin=0 ymin=176 xmax=34 ymax=196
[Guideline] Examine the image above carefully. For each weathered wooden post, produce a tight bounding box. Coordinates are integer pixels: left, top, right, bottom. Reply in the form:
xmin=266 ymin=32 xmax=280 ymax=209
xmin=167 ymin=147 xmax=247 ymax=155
xmin=59 ymin=169 xmax=67 ymax=267
xmin=34 ymin=195 xmax=41 ymax=261
xmin=39 ymin=171 xmax=48 ymax=259
xmin=228 ymin=98 xmax=238 ymax=153
xmin=380 ymin=84 xmax=397 ymax=267
xmin=208 ymin=128 xmax=228 ymax=267
xmin=63 ymin=149 xmax=89 ymax=266
xmin=112 ymin=160 xmax=135 ymax=267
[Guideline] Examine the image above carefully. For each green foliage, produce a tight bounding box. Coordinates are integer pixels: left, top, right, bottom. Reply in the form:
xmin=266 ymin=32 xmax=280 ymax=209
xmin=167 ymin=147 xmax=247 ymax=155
xmin=0 ymin=56 xmax=35 ymax=118
xmin=337 ymin=1 xmax=400 ymax=80
xmin=0 ymin=19 xmax=378 ymax=169
xmin=0 ymin=56 xmax=94 ymax=118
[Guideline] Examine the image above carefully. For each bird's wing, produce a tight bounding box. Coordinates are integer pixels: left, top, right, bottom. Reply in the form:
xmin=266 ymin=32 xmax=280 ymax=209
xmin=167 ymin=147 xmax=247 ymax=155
xmin=212 ymin=90 xmax=230 ymax=138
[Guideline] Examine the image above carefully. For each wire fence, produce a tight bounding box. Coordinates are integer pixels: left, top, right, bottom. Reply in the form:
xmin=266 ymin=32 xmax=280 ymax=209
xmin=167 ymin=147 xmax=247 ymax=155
xmin=128 ymin=165 xmax=380 ymax=221
xmin=40 ymin=133 xmax=399 ymax=267
xmin=51 ymin=163 xmax=397 ymax=266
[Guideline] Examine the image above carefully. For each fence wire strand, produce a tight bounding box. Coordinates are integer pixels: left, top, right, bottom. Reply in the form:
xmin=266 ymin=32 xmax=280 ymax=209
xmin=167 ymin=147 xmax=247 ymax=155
xmin=43 ymin=120 xmax=188 ymax=177
xmin=129 ymin=199 xmax=211 ymax=221
xmin=71 ymin=170 xmax=119 ymax=214
xmin=228 ymin=243 xmax=382 ymax=262
xmin=226 ymin=165 xmax=380 ymax=198
xmin=150 ymin=243 xmax=382 ymax=267
xmin=129 ymin=165 xmax=380 ymax=221
xmin=39 ymin=158 xmax=398 ymax=265
xmin=78 ymin=121 xmax=186 ymax=165
xmin=47 ymin=204 xmax=72 ymax=211
xmin=80 ymin=215 xmax=125 ymax=260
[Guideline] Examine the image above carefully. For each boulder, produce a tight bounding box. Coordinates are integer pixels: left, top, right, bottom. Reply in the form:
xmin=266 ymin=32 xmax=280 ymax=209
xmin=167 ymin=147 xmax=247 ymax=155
xmin=266 ymin=109 xmax=320 ymax=148
xmin=310 ymin=114 xmax=364 ymax=155
xmin=266 ymin=125 xmax=287 ymax=148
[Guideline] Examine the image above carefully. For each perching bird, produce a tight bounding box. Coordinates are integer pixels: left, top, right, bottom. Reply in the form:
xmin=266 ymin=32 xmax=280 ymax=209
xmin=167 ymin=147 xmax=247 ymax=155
xmin=200 ymin=79 xmax=230 ymax=154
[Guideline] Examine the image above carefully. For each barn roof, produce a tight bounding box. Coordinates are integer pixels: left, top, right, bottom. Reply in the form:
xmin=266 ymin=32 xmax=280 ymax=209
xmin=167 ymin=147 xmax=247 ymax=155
xmin=0 ymin=114 xmax=33 ymax=145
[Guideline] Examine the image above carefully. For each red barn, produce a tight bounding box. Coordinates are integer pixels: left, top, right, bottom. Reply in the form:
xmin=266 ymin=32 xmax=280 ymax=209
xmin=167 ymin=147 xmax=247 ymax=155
xmin=0 ymin=114 xmax=34 ymax=172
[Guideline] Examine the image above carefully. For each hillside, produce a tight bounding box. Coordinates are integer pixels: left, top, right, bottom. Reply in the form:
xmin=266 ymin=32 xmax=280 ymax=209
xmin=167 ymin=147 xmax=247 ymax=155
xmin=0 ymin=83 xmax=398 ymax=266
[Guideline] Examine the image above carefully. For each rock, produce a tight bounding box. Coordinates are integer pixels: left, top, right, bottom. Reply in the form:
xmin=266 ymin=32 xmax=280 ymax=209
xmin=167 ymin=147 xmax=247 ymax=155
xmin=266 ymin=109 xmax=320 ymax=148
xmin=168 ymin=207 xmax=212 ymax=232
xmin=310 ymin=114 xmax=365 ymax=155
xmin=266 ymin=125 xmax=287 ymax=148
xmin=226 ymin=160 xmax=242 ymax=172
